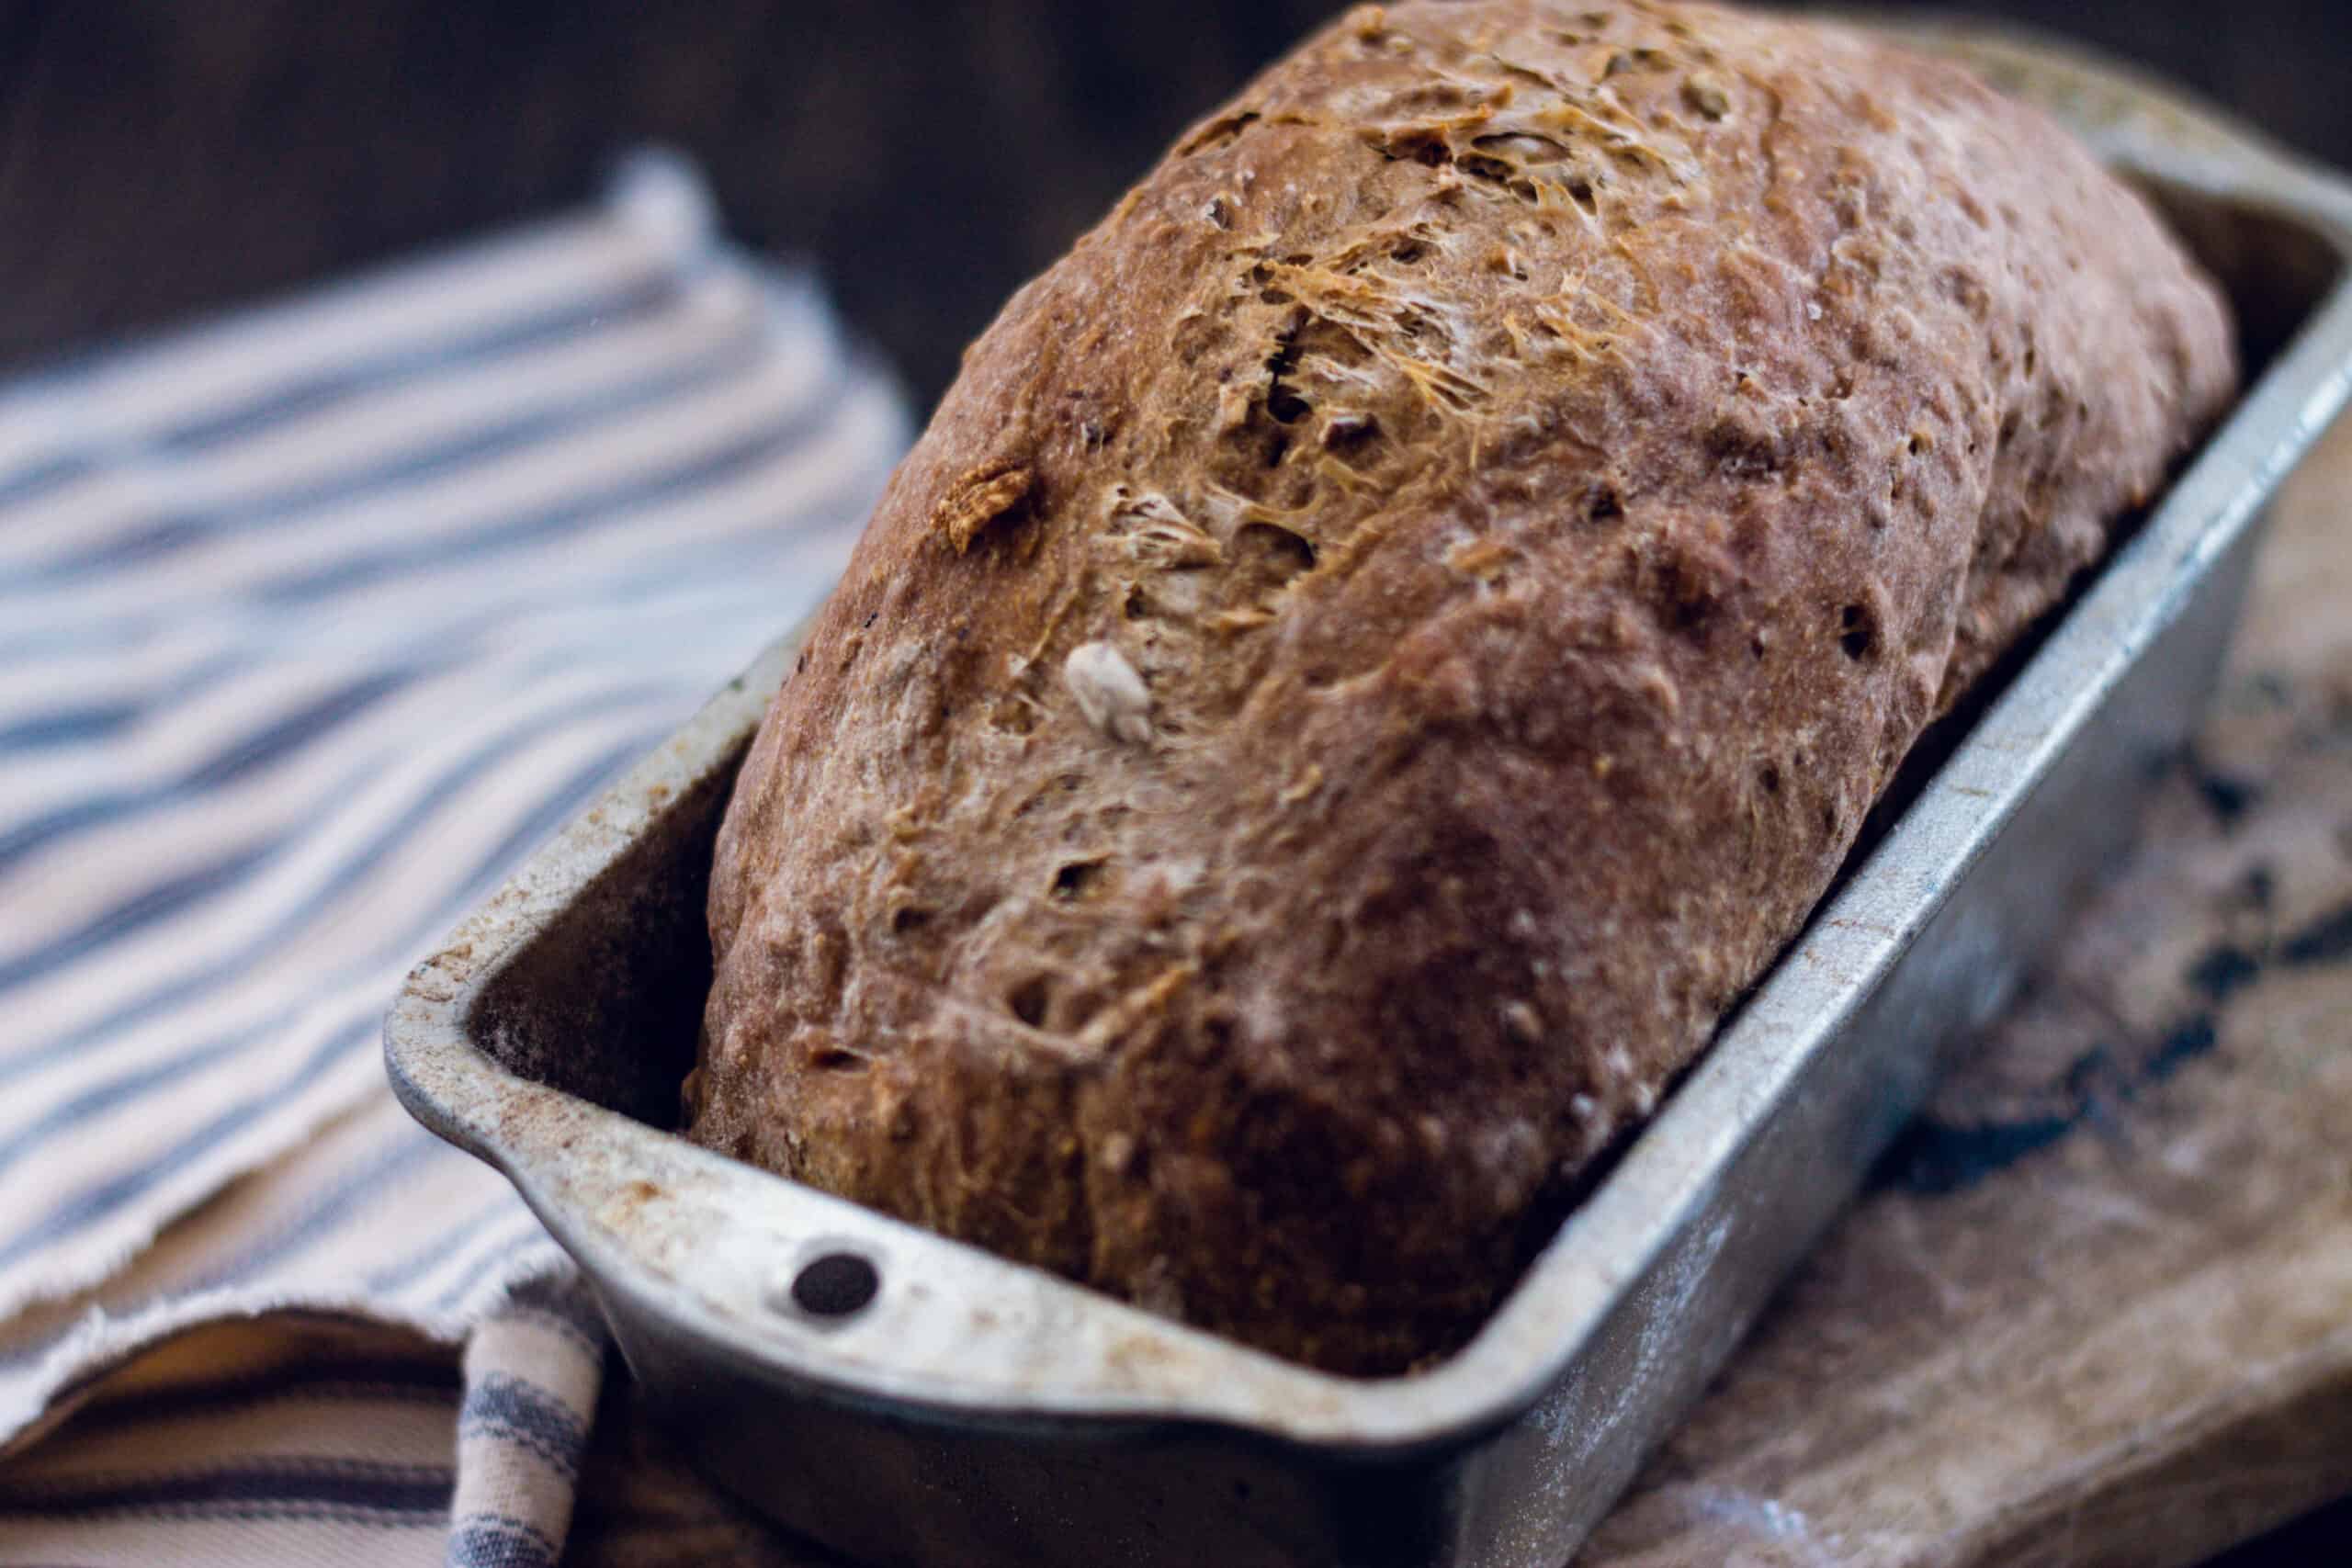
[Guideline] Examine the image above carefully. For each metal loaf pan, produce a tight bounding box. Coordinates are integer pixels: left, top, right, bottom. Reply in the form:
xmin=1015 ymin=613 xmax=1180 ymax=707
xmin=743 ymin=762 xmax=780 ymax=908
xmin=387 ymin=30 xmax=2352 ymax=1568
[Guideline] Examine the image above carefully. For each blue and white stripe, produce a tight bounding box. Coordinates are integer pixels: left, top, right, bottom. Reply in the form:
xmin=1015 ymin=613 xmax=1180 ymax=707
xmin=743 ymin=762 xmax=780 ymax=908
xmin=0 ymin=152 xmax=908 ymax=1565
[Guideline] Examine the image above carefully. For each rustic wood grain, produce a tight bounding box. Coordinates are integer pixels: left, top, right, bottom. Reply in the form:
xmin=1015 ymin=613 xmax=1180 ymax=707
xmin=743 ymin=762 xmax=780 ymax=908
xmin=1580 ymin=411 xmax=2352 ymax=1567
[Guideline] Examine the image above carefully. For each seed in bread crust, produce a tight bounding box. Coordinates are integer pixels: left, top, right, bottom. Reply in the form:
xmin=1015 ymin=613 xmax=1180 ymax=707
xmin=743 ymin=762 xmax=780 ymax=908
xmin=1064 ymin=641 xmax=1153 ymax=743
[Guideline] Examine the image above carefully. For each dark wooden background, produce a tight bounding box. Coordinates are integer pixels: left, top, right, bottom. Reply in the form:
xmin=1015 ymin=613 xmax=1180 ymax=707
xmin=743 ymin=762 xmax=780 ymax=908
xmin=1 ymin=0 xmax=2345 ymax=411
xmin=4 ymin=2 xmax=2347 ymax=1561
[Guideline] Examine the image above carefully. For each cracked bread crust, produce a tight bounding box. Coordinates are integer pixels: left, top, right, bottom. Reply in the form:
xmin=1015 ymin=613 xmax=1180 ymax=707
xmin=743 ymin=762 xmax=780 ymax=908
xmin=687 ymin=0 xmax=2236 ymax=1373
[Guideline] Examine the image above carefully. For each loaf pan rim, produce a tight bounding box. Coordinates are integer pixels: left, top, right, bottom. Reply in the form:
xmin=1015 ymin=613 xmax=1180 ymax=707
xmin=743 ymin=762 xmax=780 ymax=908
xmin=385 ymin=28 xmax=2352 ymax=1460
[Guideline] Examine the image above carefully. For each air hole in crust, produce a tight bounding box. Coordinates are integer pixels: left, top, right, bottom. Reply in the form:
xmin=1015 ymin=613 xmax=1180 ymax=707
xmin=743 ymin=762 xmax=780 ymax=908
xmin=1324 ymin=412 xmax=1380 ymax=462
xmin=1838 ymin=603 xmax=1875 ymax=660
xmin=1052 ymin=860 xmax=1107 ymax=899
xmin=889 ymin=906 xmax=932 ymax=935
xmin=1266 ymin=323 xmax=1311 ymax=424
xmin=1009 ymin=976 xmax=1052 ymax=1027
xmin=1179 ymin=110 xmax=1260 ymax=157
xmin=1758 ymin=763 xmax=1781 ymax=795
xmin=1236 ymin=521 xmax=1317 ymax=587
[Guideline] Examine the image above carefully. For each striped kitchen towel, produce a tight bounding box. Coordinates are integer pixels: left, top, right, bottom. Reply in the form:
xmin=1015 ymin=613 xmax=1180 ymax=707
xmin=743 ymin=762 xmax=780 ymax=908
xmin=0 ymin=152 xmax=909 ymax=1564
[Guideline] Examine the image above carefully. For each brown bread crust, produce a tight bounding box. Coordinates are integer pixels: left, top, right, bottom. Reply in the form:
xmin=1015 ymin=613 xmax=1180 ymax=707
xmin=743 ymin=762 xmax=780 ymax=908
xmin=687 ymin=0 xmax=2235 ymax=1373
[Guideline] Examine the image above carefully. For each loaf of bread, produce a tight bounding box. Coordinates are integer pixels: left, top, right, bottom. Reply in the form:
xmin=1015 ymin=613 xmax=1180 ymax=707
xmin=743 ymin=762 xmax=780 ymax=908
xmin=686 ymin=0 xmax=2234 ymax=1373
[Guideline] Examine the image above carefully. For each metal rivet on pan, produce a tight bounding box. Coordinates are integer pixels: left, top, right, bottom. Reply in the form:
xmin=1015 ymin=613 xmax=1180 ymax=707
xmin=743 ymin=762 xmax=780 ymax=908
xmin=781 ymin=1249 xmax=880 ymax=1321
